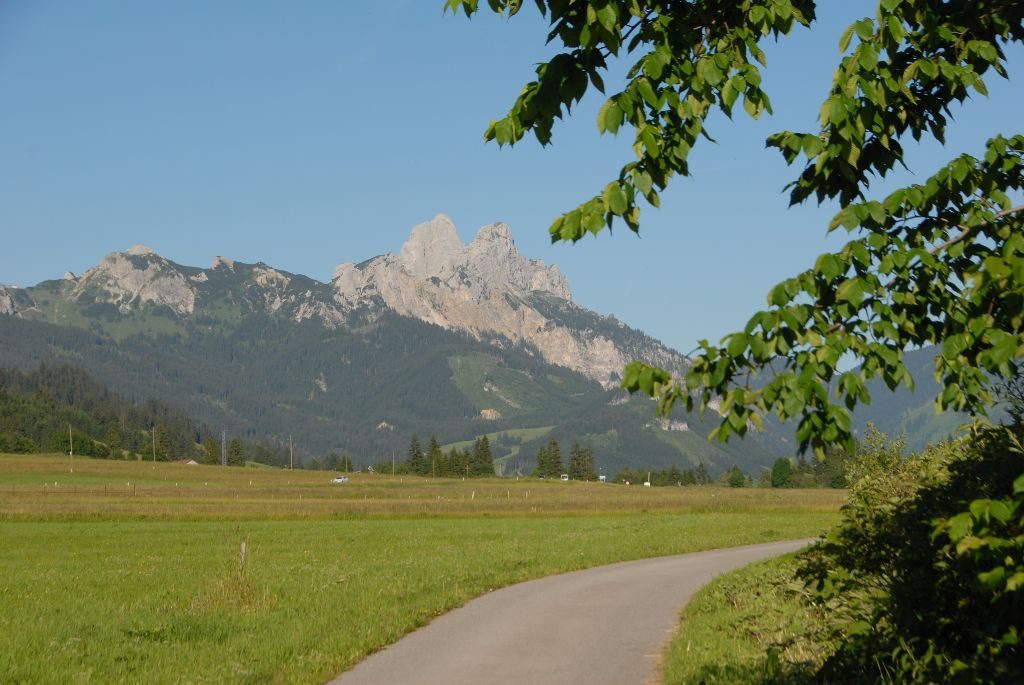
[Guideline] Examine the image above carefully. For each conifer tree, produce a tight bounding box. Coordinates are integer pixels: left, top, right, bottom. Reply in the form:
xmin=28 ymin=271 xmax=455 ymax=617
xmin=202 ymin=437 xmax=220 ymax=465
xmin=694 ymin=462 xmax=710 ymax=485
xmin=770 ymin=457 xmax=793 ymax=488
xmin=426 ymin=435 xmax=442 ymax=477
xmin=470 ymin=435 xmax=494 ymax=477
xmin=227 ymin=436 xmax=245 ymax=466
xmin=568 ymin=442 xmax=597 ymax=481
xmin=725 ymin=465 xmax=747 ymax=488
xmin=154 ymin=425 xmax=170 ymax=460
xmin=447 ymin=446 xmax=465 ymax=478
xmin=541 ymin=438 xmax=564 ymax=478
xmin=406 ymin=434 xmax=426 ymax=475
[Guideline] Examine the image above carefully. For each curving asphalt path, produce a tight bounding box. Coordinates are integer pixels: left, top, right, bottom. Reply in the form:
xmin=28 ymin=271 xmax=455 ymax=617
xmin=329 ymin=538 xmax=812 ymax=685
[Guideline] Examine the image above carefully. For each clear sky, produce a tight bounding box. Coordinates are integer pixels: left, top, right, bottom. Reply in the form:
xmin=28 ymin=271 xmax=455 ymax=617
xmin=1 ymin=1 xmax=1021 ymax=354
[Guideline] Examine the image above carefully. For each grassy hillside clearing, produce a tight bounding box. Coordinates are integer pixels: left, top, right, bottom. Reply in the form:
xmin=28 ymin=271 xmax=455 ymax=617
xmin=0 ymin=453 xmax=841 ymax=683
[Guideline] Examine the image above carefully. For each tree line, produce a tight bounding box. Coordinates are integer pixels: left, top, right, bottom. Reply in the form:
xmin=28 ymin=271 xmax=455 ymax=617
xmin=533 ymin=438 xmax=597 ymax=480
xmin=370 ymin=434 xmax=496 ymax=477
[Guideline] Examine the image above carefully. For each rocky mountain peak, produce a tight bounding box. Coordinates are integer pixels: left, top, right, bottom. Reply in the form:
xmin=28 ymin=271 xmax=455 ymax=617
xmin=211 ymin=256 xmax=236 ymax=271
xmin=324 ymin=215 xmax=679 ymax=386
xmin=398 ymin=214 xmax=462 ymax=278
xmin=74 ymin=245 xmax=196 ymax=315
xmin=332 ymin=217 xmax=571 ymax=305
xmin=474 ymin=221 xmax=514 ymax=245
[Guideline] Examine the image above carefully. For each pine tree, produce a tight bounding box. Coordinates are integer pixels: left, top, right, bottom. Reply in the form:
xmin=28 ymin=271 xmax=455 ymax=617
xmin=154 ymin=425 xmax=170 ymax=460
xmin=446 ymin=446 xmax=464 ymax=478
xmin=202 ymin=437 xmax=220 ymax=465
xmin=426 ymin=435 xmax=442 ymax=478
xmin=726 ymin=465 xmax=747 ymax=488
xmin=770 ymin=458 xmax=794 ymax=488
xmin=470 ymin=436 xmax=493 ymax=477
xmin=568 ymin=442 xmax=596 ymax=481
xmin=540 ymin=438 xmax=563 ymax=478
xmin=694 ymin=462 xmax=710 ymax=485
xmin=406 ymin=434 xmax=426 ymax=475
xmin=227 ymin=436 xmax=245 ymax=466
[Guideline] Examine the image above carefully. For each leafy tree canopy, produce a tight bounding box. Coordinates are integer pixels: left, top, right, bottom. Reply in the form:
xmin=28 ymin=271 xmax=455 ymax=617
xmin=446 ymin=0 xmax=1023 ymax=456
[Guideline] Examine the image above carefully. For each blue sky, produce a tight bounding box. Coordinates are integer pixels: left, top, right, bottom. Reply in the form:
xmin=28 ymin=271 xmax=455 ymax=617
xmin=1 ymin=1 xmax=1021 ymax=354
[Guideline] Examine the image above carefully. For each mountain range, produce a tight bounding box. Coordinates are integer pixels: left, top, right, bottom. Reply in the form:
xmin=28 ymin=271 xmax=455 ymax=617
xmin=0 ymin=215 xmax=971 ymax=475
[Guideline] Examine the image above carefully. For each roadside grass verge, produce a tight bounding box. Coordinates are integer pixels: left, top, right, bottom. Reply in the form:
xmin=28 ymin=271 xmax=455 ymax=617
xmin=661 ymin=552 xmax=828 ymax=684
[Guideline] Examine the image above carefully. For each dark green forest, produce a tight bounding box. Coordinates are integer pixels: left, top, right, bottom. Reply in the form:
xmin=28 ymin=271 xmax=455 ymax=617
xmin=0 ymin=364 xmax=291 ymax=466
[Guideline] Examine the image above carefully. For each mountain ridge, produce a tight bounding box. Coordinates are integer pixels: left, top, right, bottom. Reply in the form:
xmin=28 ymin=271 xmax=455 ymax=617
xmin=1 ymin=214 xmax=686 ymax=388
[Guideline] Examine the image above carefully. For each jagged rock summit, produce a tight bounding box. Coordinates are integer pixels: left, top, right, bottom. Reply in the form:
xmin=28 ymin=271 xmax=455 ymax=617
xmin=331 ymin=214 xmax=680 ymax=386
xmin=333 ymin=214 xmax=571 ymax=306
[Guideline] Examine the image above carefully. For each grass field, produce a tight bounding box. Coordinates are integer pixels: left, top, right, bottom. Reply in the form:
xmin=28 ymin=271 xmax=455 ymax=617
xmin=0 ymin=453 xmax=843 ymax=683
xmin=661 ymin=553 xmax=827 ymax=684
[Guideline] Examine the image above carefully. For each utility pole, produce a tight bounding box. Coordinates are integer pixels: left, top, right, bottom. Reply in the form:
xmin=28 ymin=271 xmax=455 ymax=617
xmin=221 ymin=430 xmax=226 ymax=467
xmin=289 ymin=435 xmax=294 ymax=470
xmin=68 ymin=424 xmax=73 ymax=473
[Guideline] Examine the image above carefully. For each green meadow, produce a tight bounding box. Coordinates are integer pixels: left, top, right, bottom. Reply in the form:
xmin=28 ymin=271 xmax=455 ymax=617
xmin=0 ymin=453 xmax=842 ymax=683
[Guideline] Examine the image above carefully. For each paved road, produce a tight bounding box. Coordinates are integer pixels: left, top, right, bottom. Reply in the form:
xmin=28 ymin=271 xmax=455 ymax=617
xmin=329 ymin=538 xmax=812 ymax=685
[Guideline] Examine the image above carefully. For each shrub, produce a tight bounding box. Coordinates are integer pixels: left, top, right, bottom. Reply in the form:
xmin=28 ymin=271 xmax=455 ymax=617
xmin=797 ymin=423 xmax=1024 ymax=683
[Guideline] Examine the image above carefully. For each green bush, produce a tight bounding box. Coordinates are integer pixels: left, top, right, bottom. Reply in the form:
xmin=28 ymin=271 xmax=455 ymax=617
xmin=797 ymin=424 xmax=1024 ymax=683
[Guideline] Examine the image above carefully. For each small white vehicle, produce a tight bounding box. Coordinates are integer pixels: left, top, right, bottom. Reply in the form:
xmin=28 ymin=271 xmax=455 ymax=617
xmin=560 ymin=474 xmax=569 ymax=481
xmin=331 ymin=476 xmax=349 ymax=484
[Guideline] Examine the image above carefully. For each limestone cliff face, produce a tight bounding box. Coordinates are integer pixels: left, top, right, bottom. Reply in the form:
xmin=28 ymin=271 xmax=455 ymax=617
xmin=73 ymin=245 xmax=197 ymax=315
xmin=0 ymin=286 xmax=17 ymax=316
xmin=332 ymin=214 xmax=685 ymax=386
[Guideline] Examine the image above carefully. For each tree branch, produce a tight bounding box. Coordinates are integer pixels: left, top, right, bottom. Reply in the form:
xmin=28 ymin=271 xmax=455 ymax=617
xmin=931 ymin=204 xmax=1024 ymax=255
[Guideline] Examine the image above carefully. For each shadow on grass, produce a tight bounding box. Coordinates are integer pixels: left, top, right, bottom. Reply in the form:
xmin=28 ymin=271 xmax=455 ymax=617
xmin=680 ymin=655 xmax=822 ymax=685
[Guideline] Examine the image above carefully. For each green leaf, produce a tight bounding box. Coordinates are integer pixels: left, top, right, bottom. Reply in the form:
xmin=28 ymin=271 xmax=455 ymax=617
xmin=645 ymin=47 xmax=671 ymax=80
xmin=603 ymin=183 xmax=627 ymax=215
xmin=836 ymin=278 xmax=866 ymax=307
xmin=727 ymin=333 xmax=747 ymax=357
xmin=839 ymin=23 xmax=856 ymax=53
xmin=946 ymin=512 xmax=973 ymax=541
xmin=596 ymin=2 xmax=617 ymax=32
xmin=815 ymin=253 xmax=843 ymax=280
xmin=637 ymin=79 xmax=659 ymax=108
xmin=599 ymin=100 xmax=623 ymax=134
xmin=633 ymin=170 xmax=652 ymax=196
xmin=743 ymin=93 xmax=761 ymax=118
